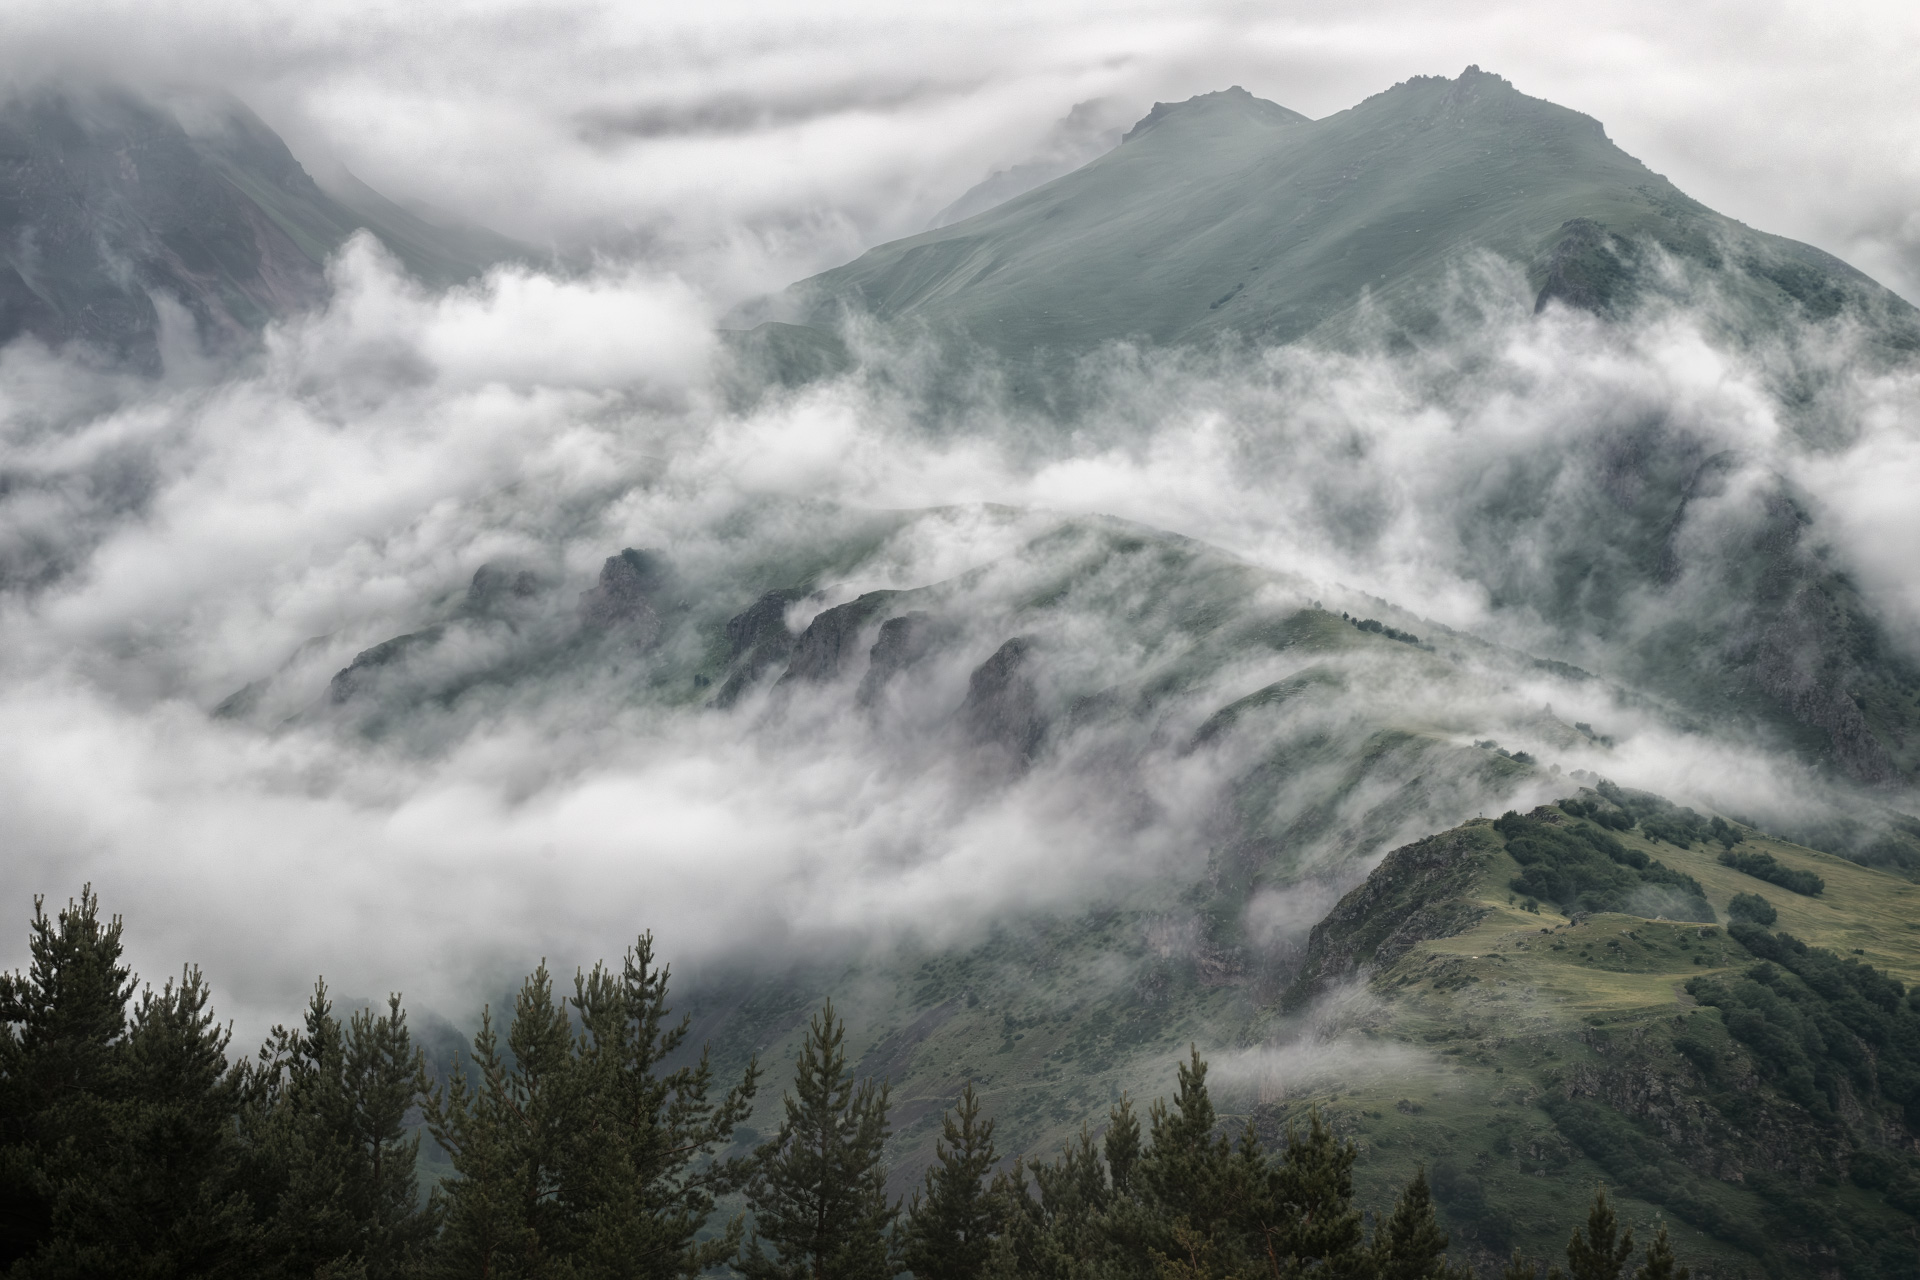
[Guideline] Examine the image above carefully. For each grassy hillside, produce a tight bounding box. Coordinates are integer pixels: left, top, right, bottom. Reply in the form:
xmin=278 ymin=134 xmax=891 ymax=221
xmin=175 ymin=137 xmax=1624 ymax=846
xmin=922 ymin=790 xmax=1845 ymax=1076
xmin=626 ymin=796 xmax=1920 ymax=1278
xmin=1255 ymin=802 xmax=1920 ymax=1276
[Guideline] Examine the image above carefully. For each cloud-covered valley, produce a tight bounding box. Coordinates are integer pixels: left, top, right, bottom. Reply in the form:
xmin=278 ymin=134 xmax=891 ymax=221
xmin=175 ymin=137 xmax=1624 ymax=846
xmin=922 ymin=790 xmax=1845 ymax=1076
xmin=1 ymin=193 xmax=1917 ymax=1048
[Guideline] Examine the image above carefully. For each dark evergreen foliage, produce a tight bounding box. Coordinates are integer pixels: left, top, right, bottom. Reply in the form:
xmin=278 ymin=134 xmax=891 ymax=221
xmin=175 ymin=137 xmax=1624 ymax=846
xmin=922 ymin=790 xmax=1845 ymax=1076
xmin=0 ymin=888 xmax=1700 ymax=1280
xmin=1503 ymin=1192 xmax=1688 ymax=1280
xmin=1630 ymin=1223 xmax=1689 ymax=1280
xmin=0 ymin=889 xmax=255 ymax=1278
xmin=902 ymin=1082 xmax=998 ymax=1280
xmin=1495 ymin=810 xmax=1715 ymax=921
xmin=1371 ymin=1168 xmax=1471 ymax=1280
xmin=1717 ymin=849 xmax=1824 ymax=897
xmin=1350 ymin=617 xmax=1423 ymax=646
xmin=1561 ymin=1187 xmax=1633 ymax=1280
xmin=738 ymin=999 xmax=894 ymax=1280
xmin=424 ymin=939 xmax=759 ymax=1279
xmin=1688 ymin=925 xmax=1920 ymax=1125
xmin=1726 ymin=892 xmax=1777 ymax=926
xmin=1580 ymin=781 xmax=1748 ymax=851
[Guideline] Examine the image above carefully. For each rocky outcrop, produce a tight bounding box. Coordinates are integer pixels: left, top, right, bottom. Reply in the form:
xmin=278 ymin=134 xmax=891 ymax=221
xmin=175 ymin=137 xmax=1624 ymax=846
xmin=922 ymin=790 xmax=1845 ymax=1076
xmin=779 ymin=592 xmax=898 ymax=685
xmin=957 ymin=637 xmax=1044 ymax=772
xmin=857 ymin=612 xmax=939 ymax=708
xmin=578 ymin=549 xmax=668 ymax=644
xmin=1534 ymin=217 xmax=1637 ymax=314
xmin=1282 ymin=826 xmax=1494 ymax=1008
xmin=712 ymin=587 xmax=806 ymax=708
xmin=327 ymin=628 xmax=444 ymax=705
xmin=461 ymin=563 xmax=545 ymax=621
xmin=0 ymin=90 xmax=327 ymax=369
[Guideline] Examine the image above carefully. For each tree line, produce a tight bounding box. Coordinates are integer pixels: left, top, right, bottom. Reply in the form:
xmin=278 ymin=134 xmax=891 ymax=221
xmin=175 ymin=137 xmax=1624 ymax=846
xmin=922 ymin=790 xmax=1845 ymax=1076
xmin=2 ymin=888 xmax=1690 ymax=1279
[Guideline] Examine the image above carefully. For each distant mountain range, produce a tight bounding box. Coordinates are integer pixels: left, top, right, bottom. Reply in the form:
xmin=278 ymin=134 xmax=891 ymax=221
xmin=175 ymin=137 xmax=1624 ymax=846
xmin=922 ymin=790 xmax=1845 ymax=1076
xmin=776 ymin=68 xmax=1917 ymax=357
xmin=0 ymin=87 xmax=527 ymax=371
xmin=727 ymin=70 xmax=1920 ymax=799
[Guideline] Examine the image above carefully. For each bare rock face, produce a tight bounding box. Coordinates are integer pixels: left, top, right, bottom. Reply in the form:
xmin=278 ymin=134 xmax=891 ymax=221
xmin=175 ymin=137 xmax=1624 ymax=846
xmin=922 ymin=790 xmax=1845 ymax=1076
xmin=462 ymin=563 xmax=545 ymax=621
xmin=957 ymin=637 xmax=1045 ymax=773
xmin=712 ymin=587 xmax=805 ymax=708
xmin=780 ymin=592 xmax=898 ymax=685
xmin=0 ymin=89 xmax=328 ymax=370
xmin=578 ymin=549 xmax=668 ymax=645
xmin=857 ymin=611 xmax=939 ymax=708
xmin=1282 ymin=825 xmax=1495 ymax=1009
xmin=326 ymin=628 xmax=445 ymax=705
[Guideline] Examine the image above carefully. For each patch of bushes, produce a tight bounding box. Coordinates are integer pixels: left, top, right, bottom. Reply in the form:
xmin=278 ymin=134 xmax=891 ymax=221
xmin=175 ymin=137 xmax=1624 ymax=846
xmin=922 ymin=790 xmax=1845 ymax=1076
xmin=1475 ymin=740 xmax=1536 ymax=766
xmin=1688 ymin=925 xmax=1920 ymax=1128
xmin=1427 ymin=1158 xmax=1508 ymax=1251
xmin=1345 ymin=615 xmax=1424 ymax=647
xmin=1585 ymin=779 xmax=1743 ymax=849
xmin=1727 ymin=892 xmax=1778 ymax=926
xmin=1540 ymin=1095 xmax=1762 ymax=1254
xmin=1494 ymin=810 xmax=1714 ymax=921
xmin=1558 ymin=797 xmax=1633 ymax=831
xmin=1719 ymin=848 xmax=1824 ymax=896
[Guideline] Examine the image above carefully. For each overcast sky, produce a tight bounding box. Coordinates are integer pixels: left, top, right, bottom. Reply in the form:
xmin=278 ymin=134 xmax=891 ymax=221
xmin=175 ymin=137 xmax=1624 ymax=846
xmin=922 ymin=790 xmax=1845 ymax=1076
xmin=3 ymin=0 xmax=1917 ymax=300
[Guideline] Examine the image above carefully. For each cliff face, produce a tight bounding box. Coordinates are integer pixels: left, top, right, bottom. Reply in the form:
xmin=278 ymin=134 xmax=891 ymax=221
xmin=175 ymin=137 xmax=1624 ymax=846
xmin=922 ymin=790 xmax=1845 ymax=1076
xmin=0 ymin=90 xmax=327 ymax=368
xmin=1284 ymin=824 xmax=1498 ymax=1007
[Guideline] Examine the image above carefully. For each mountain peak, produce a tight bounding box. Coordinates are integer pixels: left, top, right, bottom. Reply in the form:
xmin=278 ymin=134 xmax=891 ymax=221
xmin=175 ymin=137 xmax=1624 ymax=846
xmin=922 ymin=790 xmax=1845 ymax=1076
xmin=1120 ymin=84 xmax=1308 ymax=144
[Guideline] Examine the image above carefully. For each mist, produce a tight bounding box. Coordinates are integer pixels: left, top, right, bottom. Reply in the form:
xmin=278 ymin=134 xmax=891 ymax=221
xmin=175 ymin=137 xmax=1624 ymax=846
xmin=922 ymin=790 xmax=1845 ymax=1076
xmin=0 ymin=190 xmax=1912 ymax=1053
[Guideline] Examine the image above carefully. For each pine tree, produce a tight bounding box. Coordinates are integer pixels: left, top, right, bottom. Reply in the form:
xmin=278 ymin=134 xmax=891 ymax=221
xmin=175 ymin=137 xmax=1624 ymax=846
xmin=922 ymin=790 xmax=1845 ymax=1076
xmin=1371 ymin=1167 xmax=1470 ymax=1280
xmin=902 ymin=1082 xmax=998 ymax=1280
xmin=1253 ymin=1108 xmax=1366 ymax=1278
xmin=1137 ymin=1046 xmax=1232 ymax=1233
xmin=1035 ymin=1124 xmax=1131 ymax=1277
xmin=423 ymin=963 xmax=574 ymax=1278
xmin=0 ymin=888 xmax=138 ymax=1268
xmin=559 ymin=934 xmax=759 ymax=1279
xmin=1630 ymin=1223 xmax=1688 ymax=1280
xmin=1501 ymin=1253 xmax=1544 ymax=1280
xmin=1563 ymin=1188 xmax=1634 ymax=1280
xmin=248 ymin=982 xmax=435 ymax=1279
xmin=1104 ymin=1095 xmax=1140 ymax=1199
xmin=422 ymin=939 xmax=760 ymax=1280
xmin=22 ymin=965 xmax=256 ymax=1279
xmin=739 ymin=999 xmax=896 ymax=1280
xmin=0 ymin=893 xmax=254 ymax=1278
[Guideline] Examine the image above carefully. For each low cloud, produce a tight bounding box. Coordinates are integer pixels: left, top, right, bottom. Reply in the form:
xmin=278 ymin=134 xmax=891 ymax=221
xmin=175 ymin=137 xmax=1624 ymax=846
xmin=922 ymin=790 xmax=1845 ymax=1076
xmin=0 ymin=179 xmax=1917 ymax=1053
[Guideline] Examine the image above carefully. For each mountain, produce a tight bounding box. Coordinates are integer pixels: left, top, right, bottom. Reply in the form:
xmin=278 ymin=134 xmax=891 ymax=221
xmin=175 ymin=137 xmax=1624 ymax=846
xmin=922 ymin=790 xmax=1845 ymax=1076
xmin=0 ymin=87 xmax=527 ymax=371
xmin=642 ymin=795 xmax=1920 ymax=1278
xmin=162 ymin=65 xmax=1920 ymax=1274
xmin=727 ymin=70 xmax=1920 ymax=799
xmin=926 ymin=97 xmax=1128 ymax=230
xmin=781 ymin=68 xmax=1918 ymax=357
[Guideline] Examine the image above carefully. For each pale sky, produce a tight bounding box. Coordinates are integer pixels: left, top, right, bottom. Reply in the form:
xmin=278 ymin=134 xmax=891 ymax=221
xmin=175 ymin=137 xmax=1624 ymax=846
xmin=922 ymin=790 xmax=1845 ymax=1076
xmin=4 ymin=0 xmax=1917 ymax=300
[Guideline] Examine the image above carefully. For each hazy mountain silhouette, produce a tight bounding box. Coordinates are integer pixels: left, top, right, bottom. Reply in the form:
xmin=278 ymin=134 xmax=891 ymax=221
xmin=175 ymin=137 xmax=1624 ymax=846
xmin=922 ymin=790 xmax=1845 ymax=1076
xmin=0 ymin=87 xmax=527 ymax=371
xmin=784 ymin=68 xmax=1917 ymax=356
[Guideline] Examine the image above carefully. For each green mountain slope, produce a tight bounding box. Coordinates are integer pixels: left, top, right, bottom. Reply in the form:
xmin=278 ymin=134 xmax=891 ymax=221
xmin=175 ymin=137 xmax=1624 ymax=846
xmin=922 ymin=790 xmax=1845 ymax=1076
xmin=739 ymin=71 xmax=1920 ymax=794
xmin=785 ymin=68 xmax=1917 ymax=358
xmin=268 ymin=503 xmax=1607 ymax=894
xmin=644 ymin=798 xmax=1920 ymax=1278
xmin=1265 ymin=801 xmax=1920 ymax=1275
